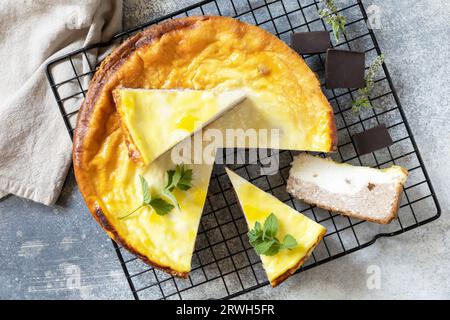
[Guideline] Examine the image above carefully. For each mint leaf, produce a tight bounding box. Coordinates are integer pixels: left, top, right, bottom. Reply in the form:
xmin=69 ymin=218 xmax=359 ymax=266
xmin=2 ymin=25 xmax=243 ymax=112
xmin=247 ymin=213 xmax=298 ymax=256
xmin=165 ymin=170 xmax=176 ymax=192
xmin=281 ymin=234 xmax=298 ymax=250
xmin=264 ymin=242 xmax=282 ymax=256
xmin=248 ymin=222 xmax=263 ymax=243
xmin=150 ymin=198 xmax=175 ymax=216
xmin=140 ymin=175 xmax=151 ymax=205
xmin=177 ymin=166 xmax=193 ymax=191
xmin=263 ymin=213 xmax=278 ymax=240
xmin=165 ymin=165 xmax=192 ymax=192
xmin=121 ymin=165 xmax=193 ymax=220
xmin=254 ymin=239 xmax=276 ymax=255
xmin=163 ymin=188 xmax=180 ymax=210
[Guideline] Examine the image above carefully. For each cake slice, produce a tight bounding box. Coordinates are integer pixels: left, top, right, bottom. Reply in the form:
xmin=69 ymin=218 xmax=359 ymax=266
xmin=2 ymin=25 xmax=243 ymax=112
xmin=113 ymin=88 xmax=246 ymax=166
xmin=287 ymin=153 xmax=409 ymax=224
xmin=226 ymin=168 xmax=326 ymax=287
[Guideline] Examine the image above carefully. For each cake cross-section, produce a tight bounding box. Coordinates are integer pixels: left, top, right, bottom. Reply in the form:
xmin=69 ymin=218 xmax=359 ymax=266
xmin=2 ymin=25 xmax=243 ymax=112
xmin=287 ymin=153 xmax=408 ymax=224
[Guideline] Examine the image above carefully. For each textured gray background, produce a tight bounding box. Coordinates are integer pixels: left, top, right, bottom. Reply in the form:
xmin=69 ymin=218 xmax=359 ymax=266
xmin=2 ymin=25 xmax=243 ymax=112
xmin=0 ymin=0 xmax=449 ymax=299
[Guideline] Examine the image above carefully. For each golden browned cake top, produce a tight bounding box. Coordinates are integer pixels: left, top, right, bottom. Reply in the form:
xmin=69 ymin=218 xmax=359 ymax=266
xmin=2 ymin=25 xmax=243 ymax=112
xmin=73 ymin=16 xmax=336 ymax=277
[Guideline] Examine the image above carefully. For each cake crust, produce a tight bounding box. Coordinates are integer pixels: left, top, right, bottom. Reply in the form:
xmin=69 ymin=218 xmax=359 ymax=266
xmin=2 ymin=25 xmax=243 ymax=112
xmin=270 ymin=227 xmax=326 ymax=287
xmin=73 ymin=16 xmax=337 ymax=277
xmin=74 ymin=18 xmax=205 ymax=277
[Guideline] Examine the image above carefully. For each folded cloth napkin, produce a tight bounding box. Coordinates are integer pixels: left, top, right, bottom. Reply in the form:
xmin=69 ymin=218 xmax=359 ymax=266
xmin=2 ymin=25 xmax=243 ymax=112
xmin=0 ymin=0 xmax=122 ymax=205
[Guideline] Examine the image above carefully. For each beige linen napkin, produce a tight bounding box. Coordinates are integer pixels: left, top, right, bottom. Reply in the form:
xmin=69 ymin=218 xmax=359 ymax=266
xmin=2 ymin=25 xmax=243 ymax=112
xmin=0 ymin=0 xmax=122 ymax=205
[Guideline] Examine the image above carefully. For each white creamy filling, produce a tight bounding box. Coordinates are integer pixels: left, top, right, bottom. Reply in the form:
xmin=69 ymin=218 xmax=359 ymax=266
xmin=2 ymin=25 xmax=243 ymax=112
xmin=291 ymin=154 xmax=406 ymax=195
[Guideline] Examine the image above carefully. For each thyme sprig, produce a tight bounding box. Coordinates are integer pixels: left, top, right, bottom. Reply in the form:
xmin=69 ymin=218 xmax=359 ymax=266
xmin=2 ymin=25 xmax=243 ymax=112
xmin=352 ymin=54 xmax=385 ymax=113
xmin=318 ymin=0 xmax=346 ymax=43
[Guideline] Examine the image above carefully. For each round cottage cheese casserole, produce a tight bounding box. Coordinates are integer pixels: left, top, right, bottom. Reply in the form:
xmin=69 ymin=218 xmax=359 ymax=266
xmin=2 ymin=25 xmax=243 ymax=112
xmin=73 ymin=16 xmax=337 ymax=277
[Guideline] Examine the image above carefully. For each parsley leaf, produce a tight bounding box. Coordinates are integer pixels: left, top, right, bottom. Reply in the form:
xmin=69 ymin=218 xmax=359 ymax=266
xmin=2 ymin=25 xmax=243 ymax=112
xmin=352 ymin=54 xmax=385 ymax=113
xmin=247 ymin=213 xmax=298 ymax=256
xmin=318 ymin=0 xmax=346 ymax=43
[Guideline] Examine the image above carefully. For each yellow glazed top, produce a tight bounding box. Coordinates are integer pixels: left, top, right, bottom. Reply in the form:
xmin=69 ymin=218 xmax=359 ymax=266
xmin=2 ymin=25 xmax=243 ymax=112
xmin=73 ymin=16 xmax=336 ymax=277
xmin=114 ymin=89 xmax=246 ymax=165
xmin=226 ymin=168 xmax=326 ymax=286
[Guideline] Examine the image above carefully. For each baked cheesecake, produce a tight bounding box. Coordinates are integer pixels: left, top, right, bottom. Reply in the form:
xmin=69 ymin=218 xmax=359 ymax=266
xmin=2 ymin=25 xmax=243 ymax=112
xmin=114 ymin=89 xmax=246 ymax=165
xmin=226 ymin=168 xmax=326 ymax=287
xmin=287 ymin=153 xmax=409 ymax=224
xmin=73 ymin=16 xmax=337 ymax=276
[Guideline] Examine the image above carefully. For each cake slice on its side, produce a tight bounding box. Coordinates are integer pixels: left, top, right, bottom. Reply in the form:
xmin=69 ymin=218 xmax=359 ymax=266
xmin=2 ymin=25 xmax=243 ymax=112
xmin=287 ymin=153 xmax=409 ymax=224
xmin=226 ymin=168 xmax=326 ymax=287
xmin=113 ymin=89 xmax=246 ymax=166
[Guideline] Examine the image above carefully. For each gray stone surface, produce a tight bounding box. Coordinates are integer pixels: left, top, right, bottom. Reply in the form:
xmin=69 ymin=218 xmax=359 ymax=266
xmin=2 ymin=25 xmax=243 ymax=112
xmin=0 ymin=0 xmax=449 ymax=299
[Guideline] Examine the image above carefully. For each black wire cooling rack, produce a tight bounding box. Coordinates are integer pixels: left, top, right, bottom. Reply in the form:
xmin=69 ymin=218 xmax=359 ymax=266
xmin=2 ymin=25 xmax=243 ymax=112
xmin=45 ymin=0 xmax=441 ymax=300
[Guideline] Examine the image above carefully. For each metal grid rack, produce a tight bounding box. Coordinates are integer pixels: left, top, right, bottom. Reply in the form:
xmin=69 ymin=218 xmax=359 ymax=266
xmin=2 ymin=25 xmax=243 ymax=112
xmin=45 ymin=0 xmax=441 ymax=300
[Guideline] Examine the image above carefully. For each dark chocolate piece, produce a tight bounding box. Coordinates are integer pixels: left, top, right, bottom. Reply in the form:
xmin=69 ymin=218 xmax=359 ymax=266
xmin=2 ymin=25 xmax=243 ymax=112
xmin=291 ymin=31 xmax=330 ymax=55
xmin=326 ymin=49 xmax=365 ymax=89
xmin=352 ymin=124 xmax=393 ymax=156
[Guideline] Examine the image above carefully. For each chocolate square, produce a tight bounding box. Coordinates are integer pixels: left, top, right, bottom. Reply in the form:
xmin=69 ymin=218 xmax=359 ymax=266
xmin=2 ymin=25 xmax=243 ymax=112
xmin=326 ymin=49 xmax=365 ymax=89
xmin=291 ymin=31 xmax=330 ymax=55
xmin=352 ymin=124 xmax=393 ymax=156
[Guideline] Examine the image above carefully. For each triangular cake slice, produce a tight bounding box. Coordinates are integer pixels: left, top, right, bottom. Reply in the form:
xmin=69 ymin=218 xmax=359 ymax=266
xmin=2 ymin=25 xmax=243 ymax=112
xmin=287 ymin=153 xmax=408 ymax=224
xmin=225 ymin=168 xmax=326 ymax=287
xmin=92 ymin=129 xmax=217 ymax=277
xmin=113 ymin=88 xmax=246 ymax=165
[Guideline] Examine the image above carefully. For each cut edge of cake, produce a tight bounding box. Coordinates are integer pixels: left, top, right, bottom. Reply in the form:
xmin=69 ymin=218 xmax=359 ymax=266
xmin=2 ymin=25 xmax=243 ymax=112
xmin=287 ymin=153 xmax=408 ymax=224
xmin=113 ymin=88 xmax=247 ymax=166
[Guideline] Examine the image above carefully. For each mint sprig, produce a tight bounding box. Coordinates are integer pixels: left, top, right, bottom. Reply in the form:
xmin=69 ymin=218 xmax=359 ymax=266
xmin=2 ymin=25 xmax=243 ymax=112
xmin=318 ymin=0 xmax=346 ymax=43
xmin=352 ymin=54 xmax=385 ymax=113
xmin=163 ymin=165 xmax=193 ymax=209
xmin=248 ymin=213 xmax=298 ymax=256
xmin=119 ymin=165 xmax=193 ymax=220
xmin=119 ymin=175 xmax=175 ymax=220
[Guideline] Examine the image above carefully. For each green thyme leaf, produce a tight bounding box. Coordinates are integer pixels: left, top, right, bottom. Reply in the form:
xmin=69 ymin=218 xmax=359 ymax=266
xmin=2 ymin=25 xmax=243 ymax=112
xmin=352 ymin=54 xmax=385 ymax=113
xmin=318 ymin=0 xmax=346 ymax=42
xmin=247 ymin=213 xmax=298 ymax=256
xmin=150 ymin=198 xmax=175 ymax=216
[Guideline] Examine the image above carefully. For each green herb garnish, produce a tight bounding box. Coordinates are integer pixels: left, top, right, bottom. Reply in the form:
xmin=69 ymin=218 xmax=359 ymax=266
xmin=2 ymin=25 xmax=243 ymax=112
xmin=163 ymin=165 xmax=193 ymax=209
xmin=318 ymin=0 xmax=346 ymax=43
xmin=248 ymin=213 xmax=298 ymax=256
xmin=119 ymin=165 xmax=193 ymax=220
xmin=352 ymin=54 xmax=385 ymax=113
